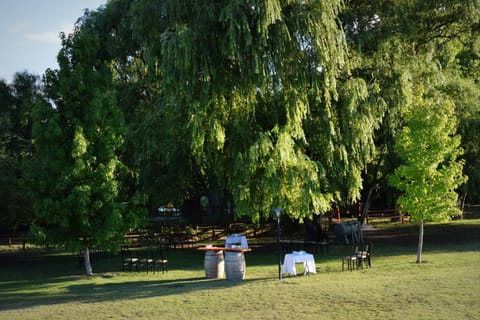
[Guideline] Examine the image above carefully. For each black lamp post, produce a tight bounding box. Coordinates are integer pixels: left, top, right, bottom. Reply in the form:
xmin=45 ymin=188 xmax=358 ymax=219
xmin=273 ymin=207 xmax=282 ymax=280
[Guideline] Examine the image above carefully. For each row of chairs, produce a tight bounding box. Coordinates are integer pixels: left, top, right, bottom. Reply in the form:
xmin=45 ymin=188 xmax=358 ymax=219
xmin=121 ymin=245 xmax=168 ymax=273
xmin=342 ymin=242 xmax=372 ymax=271
xmin=280 ymin=239 xmax=330 ymax=255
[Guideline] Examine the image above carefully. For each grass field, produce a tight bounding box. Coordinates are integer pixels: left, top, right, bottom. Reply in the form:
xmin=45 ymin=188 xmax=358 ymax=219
xmin=0 ymin=220 xmax=479 ymax=319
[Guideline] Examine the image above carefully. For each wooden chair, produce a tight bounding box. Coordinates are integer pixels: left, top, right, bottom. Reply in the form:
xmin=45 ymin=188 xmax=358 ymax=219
xmin=342 ymin=245 xmax=359 ymax=271
xmin=138 ymin=251 xmax=154 ymax=273
xmin=121 ymin=245 xmax=139 ymax=272
xmin=356 ymin=243 xmax=371 ymax=269
xmin=366 ymin=242 xmax=373 ymax=267
xmin=152 ymin=249 xmax=168 ymax=274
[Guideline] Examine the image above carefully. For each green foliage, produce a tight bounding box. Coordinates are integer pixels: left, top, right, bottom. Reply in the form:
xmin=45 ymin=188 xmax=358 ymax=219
xmin=380 ymin=2 xmax=474 ymax=220
xmin=342 ymin=0 xmax=480 ymax=214
xmin=121 ymin=0 xmax=382 ymax=220
xmin=10 ymin=0 xmax=478 ymax=236
xmin=25 ymin=14 xmax=147 ymax=258
xmin=0 ymin=72 xmax=40 ymax=231
xmin=450 ymin=38 xmax=480 ymax=203
xmin=78 ymin=0 xmax=478 ymax=223
xmin=389 ymin=83 xmax=467 ymax=222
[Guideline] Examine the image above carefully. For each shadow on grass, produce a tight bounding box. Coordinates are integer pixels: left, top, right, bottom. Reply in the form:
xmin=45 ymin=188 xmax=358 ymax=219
xmin=0 ymin=270 xmax=273 ymax=312
xmin=0 ymin=248 xmax=277 ymax=311
xmin=360 ymin=221 xmax=480 ymax=256
xmin=0 ymin=220 xmax=478 ymax=312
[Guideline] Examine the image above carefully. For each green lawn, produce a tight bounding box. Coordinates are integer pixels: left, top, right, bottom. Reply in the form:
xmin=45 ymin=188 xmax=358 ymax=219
xmin=1 ymin=220 xmax=479 ymax=319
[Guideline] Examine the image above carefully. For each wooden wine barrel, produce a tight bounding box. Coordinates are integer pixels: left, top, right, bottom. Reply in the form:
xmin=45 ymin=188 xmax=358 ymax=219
xmin=204 ymin=250 xmax=224 ymax=279
xmin=225 ymin=251 xmax=245 ymax=280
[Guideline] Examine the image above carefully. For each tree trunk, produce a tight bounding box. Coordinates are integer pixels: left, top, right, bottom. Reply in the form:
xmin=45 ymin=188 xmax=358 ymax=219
xmin=359 ymin=155 xmax=383 ymax=224
xmin=416 ymin=221 xmax=424 ymax=263
xmin=83 ymin=246 xmax=93 ymax=276
xmin=183 ymin=195 xmax=203 ymax=224
xmin=360 ymin=184 xmax=375 ymax=224
xmin=460 ymin=193 xmax=467 ymax=220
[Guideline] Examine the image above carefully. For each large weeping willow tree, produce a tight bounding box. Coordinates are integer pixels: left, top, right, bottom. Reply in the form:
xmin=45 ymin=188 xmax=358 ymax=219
xmin=121 ymin=0 xmax=380 ymax=221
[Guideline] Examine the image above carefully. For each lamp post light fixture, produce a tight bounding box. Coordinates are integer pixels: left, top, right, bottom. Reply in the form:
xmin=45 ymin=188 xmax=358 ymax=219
xmin=273 ymin=207 xmax=282 ymax=280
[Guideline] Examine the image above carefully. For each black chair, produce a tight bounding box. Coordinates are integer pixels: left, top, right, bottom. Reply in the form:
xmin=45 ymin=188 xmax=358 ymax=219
xmin=152 ymin=249 xmax=168 ymax=274
xmin=120 ymin=245 xmax=139 ymax=272
xmin=365 ymin=242 xmax=373 ymax=267
xmin=342 ymin=245 xmax=359 ymax=271
xmin=356 ymin=243 xmax=370 ymax=269
xmin=354 ymin=242 xmax=373 ymax=268
xmin=138 ymin=251 xmax=154 ymax=273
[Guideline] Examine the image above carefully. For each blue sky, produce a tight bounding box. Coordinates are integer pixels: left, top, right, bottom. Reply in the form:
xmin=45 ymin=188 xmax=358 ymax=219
xmin=0 ymin=0 xmax=106 ymax=83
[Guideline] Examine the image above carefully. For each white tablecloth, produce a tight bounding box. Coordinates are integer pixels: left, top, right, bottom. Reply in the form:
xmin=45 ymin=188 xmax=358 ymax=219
xmin=283 ymin=252 xmax=316 ymax=276
xmin=225 ymin=234 xmax=248 ymax=249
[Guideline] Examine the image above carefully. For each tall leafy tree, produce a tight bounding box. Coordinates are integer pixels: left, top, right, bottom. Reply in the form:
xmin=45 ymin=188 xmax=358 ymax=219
xmin=26 ymin=13 xmax=146 ymax=275
xmin=0 ymin=72 xmax=40 ymax=232
xmin=389 ymin=82 xmax=466 ymax=263
xmin=450 ymin=36 xmax=480 ymax=205
xmin=28 ymin=0 xmax=476 ymax=235
xmin=383 ymin=4 xmax=475 ymax=258
xmin=341 ymin=0 xmax=480 ymax=220
xmin=123 ymin=0 xmax=380 ymax=221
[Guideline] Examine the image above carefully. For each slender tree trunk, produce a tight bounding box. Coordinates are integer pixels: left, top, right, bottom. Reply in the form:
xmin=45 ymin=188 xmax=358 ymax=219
xmin=460 ymin=193 xmax=467 ymax=220
xmin=360 ymin=184 xmax=375 ymax=224
xmin=359 ymin=155 xmax=382 ymax=224
xmin=83 ymin=246 xmax=93 ymax=276
xmin=416 ymin=221 xmax=424 ymax=263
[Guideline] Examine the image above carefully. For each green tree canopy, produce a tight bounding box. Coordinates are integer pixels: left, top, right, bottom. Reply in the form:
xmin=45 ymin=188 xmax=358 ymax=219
xmin=114 ymin=0 xmax=382 ymax=221
xmin=25 ymin=13 xmax=146 ymax=275
xmin=389 ymin=85 xmax=466 ymax=223
xmin=341 ymin=0 xmax=480 ymax=218
xmin=389 ymin=79 xmax=467 ymax=263
xmin=20 ymin=0 xmax=479 ymax=256
xmin=0 ymin=72 xmax=40 ymax=232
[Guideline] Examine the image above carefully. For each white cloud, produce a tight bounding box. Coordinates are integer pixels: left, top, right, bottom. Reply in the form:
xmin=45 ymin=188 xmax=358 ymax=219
xmin=59 ymin=21 xmax=76 ymax=36
xmin=25 ymin=31 xmax=61 ymax=44
xmin=23 ymin=22 xmax=74 ymax=44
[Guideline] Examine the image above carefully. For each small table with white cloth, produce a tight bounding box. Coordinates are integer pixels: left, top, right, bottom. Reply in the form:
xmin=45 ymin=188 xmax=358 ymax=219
xmin=225 ymin=234 xmax=248 ymax=249
xmin=283 ymin=251 xmax=316 ymax=276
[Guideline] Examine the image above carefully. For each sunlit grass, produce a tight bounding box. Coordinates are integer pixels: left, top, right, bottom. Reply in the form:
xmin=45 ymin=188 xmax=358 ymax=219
xmin=0 ymin=220 xmax=479 ymax=319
